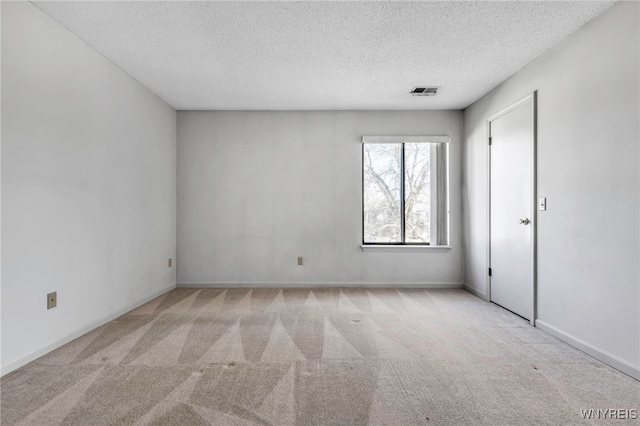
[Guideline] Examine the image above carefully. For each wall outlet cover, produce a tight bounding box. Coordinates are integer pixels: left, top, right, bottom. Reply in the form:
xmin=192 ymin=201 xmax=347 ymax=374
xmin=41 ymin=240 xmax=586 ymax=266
xmin=47 ymin=291 xmax=57 ymax=309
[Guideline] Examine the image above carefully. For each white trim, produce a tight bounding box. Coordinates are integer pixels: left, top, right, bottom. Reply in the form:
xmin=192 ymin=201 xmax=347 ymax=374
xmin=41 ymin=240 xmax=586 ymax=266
xmin=362 ymin=135 xmax=450 ymax=144
xmin=360 ymin=245 xmax=451 ymax=252
xmin=177 ymin=281 xmax=463 ymax=289
xmin=486 ymin=91 xmax=537 ymax=325
xmin=463 ymin=284 xmax=488 ymax=301
xmin=531 ymin=92 xmax=538 ymax=325
xmin=486 ymin=93 xmax=536 ymax=122
xmin=485 ymin=116 xmax=492 ymax=303
xmin=0 ymin=284 xmax=176 ymax=377
xmin=429 ymin=143 xmax=439 ymax=244
xmin=535 ymin=320 xmax=640 ymax=381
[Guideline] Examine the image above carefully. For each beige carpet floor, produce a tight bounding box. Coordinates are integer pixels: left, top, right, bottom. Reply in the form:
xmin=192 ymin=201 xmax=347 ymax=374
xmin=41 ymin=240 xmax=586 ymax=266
xmin=1 ymin=288 xmax=638 ymax=425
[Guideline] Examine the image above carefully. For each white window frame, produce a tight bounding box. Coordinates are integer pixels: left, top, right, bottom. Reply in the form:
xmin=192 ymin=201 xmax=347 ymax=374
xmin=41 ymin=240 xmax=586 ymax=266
xmin=361 ymin=136 xmax=451 ymax=252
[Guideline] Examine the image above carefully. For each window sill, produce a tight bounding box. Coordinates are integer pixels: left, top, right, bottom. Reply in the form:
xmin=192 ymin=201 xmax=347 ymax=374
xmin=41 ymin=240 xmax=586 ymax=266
xmin=360 ymin=245 xmax=452 ymax=252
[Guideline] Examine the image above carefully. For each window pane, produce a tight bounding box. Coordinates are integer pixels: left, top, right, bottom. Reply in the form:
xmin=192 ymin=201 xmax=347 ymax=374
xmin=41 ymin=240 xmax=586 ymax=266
xmin=363 ymin=143 xmax=401 ymax=243
xmin=404 ymin=143 xmax=431 ymax=243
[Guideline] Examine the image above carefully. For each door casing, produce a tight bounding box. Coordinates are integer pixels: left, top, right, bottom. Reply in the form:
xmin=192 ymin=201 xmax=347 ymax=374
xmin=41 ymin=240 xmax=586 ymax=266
xmin=486 ymin=92 xmax=537 ymax=326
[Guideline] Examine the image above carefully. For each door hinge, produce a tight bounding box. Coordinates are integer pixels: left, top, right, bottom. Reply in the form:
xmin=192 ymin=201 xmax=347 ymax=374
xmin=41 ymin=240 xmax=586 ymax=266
xmin=488 ymin=267 xmax=492 ymax=277
xmin=488 ymin=137 xmax=492 ymax=146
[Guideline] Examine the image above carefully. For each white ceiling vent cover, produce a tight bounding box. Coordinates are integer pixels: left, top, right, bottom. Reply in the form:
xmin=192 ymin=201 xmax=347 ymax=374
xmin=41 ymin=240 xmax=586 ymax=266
xmin=411 ymin=87 xmax=439 ymax=96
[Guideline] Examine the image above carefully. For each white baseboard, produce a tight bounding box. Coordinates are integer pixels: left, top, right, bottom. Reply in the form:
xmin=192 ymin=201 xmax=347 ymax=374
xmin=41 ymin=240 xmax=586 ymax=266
xmin=463 ymin=284 xmax=488 ymax=300
xmin=535 ymin=320 xmax=640 ymax=381
xmin=0 ymin=284 xmax=176 ymax=377
xmin=177 ymin=281 xmax=464 ymax=289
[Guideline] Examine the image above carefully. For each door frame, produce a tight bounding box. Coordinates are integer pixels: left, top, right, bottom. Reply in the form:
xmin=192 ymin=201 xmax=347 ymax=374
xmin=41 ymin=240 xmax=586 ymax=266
xmin=485 ymin=91 xmax=537 ymax=325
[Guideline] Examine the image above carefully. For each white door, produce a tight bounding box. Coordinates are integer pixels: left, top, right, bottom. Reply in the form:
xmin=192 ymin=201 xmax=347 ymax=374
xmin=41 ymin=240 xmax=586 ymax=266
xmin=489 ymin=95 xmax=535 ymax=321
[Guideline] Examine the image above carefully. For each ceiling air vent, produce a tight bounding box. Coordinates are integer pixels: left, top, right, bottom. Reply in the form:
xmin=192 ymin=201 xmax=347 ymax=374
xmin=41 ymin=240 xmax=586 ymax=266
xmin=411 ymin=87 xmax=439 ymax=96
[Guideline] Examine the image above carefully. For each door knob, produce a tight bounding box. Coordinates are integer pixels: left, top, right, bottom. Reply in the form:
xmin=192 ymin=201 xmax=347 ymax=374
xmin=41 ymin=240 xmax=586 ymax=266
xmin=518 ymin=218 xmax=530 ymax=225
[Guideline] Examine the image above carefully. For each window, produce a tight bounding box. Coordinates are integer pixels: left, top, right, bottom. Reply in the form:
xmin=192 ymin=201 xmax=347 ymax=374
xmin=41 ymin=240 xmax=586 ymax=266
xmin=362 ymin=136 xmax=449 ymax=246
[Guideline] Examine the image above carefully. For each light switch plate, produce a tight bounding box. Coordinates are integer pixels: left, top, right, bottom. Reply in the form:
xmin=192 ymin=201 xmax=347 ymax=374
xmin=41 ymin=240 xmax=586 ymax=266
xmin=539 ymin=197 xmax=547 ymax=211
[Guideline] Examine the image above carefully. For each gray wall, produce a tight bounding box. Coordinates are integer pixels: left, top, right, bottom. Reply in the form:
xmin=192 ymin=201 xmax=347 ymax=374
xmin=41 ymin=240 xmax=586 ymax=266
xmin=463 ymin=2 xmax=639 ymax=378
xmin=1 ymin=2 xmax=177 ymax=374
xmin=177 ymin=111 xmax=463 ymax=286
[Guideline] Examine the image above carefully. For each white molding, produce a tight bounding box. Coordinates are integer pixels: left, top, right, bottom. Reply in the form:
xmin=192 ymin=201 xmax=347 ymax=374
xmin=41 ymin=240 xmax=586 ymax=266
xmin=486 ymin=91 xmax=537 ymax=325
xmin=535 ymin=320 xmax=640 ymax=381
xmin=485 ymin=109 xmax=492 ymax=303
xmin=0 ymin=284 xmax=176 ymax=377
xmin=177 ymin=282 xmax=463 ymax=289
xmin=486 ymin=92 xmax=536 ymax=122
xmin=360 ymin=245 xmax=452 ymax=252
xmin=463 ymin=284 xmax=488 ymax=301
xmin=362 ymin=135 xmax=450 ymax=144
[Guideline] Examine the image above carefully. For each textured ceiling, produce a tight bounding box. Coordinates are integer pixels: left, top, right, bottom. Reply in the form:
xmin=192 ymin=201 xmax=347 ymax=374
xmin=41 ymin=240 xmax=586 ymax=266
xmin=31 ymin=1 xmax=614 ymax=110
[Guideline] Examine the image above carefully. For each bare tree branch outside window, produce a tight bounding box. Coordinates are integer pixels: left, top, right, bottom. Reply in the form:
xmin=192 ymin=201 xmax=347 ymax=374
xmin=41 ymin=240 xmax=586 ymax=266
xmin=363 ymin=142 xmax=433 ymax=244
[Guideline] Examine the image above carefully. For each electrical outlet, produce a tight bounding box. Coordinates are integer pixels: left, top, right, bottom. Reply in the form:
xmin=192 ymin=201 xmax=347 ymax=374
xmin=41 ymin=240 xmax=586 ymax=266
xmin=168 ymin=258 xmax=172 ymax=268
xmin=297 ymin=256 xmax=304 ymax=266
xmin=47 ymin=292 xmax=57 ymax=310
